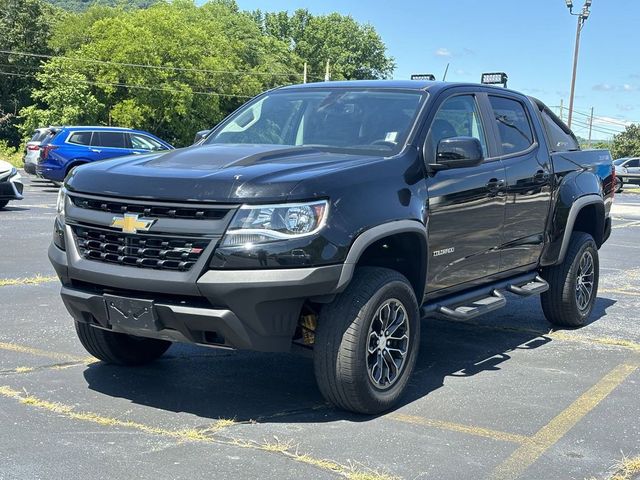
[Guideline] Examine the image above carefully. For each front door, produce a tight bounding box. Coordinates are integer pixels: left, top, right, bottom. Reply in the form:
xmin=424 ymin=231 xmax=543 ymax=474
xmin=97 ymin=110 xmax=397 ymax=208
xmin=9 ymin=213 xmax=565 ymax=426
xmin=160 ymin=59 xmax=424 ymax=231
xmin=425 ymin=93 xmax=506 ymax=293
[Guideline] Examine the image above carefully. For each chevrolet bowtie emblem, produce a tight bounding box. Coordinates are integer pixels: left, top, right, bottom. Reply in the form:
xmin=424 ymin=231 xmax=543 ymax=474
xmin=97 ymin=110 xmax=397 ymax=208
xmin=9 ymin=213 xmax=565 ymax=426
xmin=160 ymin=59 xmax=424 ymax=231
xmin=111 ymin=213 xmax=156 ymax=234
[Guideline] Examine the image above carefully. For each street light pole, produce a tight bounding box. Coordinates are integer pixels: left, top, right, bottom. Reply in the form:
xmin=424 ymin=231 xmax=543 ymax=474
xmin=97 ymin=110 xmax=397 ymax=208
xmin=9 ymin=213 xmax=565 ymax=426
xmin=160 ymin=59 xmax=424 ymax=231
xmin=565 ymin=0 xmax=591 ymax=129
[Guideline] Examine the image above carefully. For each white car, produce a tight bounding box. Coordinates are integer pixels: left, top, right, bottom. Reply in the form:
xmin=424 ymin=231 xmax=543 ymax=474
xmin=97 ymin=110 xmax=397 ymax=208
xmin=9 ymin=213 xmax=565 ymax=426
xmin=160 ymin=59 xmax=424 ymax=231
xmin=0 ymin=160 xmax=24 ymax=209
xmin=613 ymin=157 xmax=640 ymax=192
xmin=23 ymin=127 xmax=52 ymax=175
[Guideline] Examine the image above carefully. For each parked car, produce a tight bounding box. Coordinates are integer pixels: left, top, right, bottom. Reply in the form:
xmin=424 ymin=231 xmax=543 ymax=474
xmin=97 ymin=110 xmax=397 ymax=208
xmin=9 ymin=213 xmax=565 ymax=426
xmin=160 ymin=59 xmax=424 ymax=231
xmin=23 ymin=127 xmax=54 ymax=174
xmin=49 ymin=80 xmax=614 ymax=414
xmin=613 ymin=157 xmax=640 ymax=191
xmin=36 ymin=126 xmax=173 ymax=184
xmin=0 ymin=160 xmax=24 ymax=209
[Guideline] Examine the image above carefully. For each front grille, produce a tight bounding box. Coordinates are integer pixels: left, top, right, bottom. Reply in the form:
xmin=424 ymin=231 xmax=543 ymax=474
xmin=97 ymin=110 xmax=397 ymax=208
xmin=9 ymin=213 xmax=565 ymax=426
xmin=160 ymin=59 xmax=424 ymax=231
xmin=72 ymin=225 xmax=211 ymax=271
xmin=69 ymin=195 xmax=229 ymax=220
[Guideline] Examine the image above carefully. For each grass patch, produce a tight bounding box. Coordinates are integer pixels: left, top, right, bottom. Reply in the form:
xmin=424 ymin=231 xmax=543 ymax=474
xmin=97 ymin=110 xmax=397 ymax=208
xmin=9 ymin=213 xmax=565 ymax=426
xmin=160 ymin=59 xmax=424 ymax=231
xmin=0 ymin=140 xmax=23 ymax=168
xmin=0 ymin=274 xmax=58 ymax=287
xmin=610 ymin=455 xmax=640 ymax=480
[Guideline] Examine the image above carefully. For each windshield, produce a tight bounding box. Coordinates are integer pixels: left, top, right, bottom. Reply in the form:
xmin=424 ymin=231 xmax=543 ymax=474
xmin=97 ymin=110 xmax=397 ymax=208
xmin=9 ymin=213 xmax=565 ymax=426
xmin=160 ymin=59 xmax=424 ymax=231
xmin=613 ymin=158 xmax=628 ymax=165
xmin=205 ymin=88 xmax=427 ymax=155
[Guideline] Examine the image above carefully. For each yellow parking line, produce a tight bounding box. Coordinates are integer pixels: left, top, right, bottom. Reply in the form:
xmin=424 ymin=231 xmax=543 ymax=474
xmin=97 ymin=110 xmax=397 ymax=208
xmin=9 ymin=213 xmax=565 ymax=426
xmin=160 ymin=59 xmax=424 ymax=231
xmin=0 ymin=385 xmax=398 ymax=480
xmin=599 ymin=287 xmax=640 ymax=297
xmin=490 ymin=362 xmax=639 ymax=480
xmin=0 ymin=341 xmax=90 ymax=363
xmin=388 ymin=413 xmax=528 ymax=444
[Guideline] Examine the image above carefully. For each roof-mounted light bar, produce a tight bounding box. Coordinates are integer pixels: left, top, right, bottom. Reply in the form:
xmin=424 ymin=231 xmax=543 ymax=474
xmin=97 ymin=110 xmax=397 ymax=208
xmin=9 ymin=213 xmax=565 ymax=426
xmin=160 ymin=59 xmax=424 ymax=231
xmin=481 ymin=72 xmax=508 ymax=88
xmin=410 ymin=73 xmax=436 ymax=81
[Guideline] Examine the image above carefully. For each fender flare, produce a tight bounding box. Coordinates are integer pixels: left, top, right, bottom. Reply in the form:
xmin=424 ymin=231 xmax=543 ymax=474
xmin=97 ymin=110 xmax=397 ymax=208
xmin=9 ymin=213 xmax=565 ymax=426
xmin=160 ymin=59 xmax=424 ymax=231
xmin=336 ymin=220 xmax=428 ymax=298
xmin=556 ymin=194 xmax=604 ymax=264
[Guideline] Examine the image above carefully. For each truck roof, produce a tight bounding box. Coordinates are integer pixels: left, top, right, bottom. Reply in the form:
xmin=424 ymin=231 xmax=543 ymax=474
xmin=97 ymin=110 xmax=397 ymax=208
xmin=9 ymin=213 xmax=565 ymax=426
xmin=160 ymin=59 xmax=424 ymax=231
xmin=278 ymin=79 xmax=521 ymax=95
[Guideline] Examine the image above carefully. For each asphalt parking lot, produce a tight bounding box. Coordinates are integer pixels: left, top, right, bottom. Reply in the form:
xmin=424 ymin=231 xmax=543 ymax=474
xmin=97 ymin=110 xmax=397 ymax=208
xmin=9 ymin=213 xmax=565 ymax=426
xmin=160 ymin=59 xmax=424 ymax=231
xmin=1 ymin=174 xmax=639 ymax=480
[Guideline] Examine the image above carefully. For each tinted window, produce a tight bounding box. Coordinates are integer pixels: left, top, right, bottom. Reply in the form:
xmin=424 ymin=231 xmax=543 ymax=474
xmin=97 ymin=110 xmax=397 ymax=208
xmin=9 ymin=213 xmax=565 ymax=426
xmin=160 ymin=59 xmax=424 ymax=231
xmin=627 ymin=159 xmax=640 ymax=168
xmin=613 ymin=158 xmax=628 ymax=166
xmin=426 ymin=94 xmax=487 ymax=158
xmin=30 ymin=130 xmax=48 ymax=142
xmin=489 ymin=96 xmax=534 ymax=155
xmin=130 ymin=133 xmax=165 ymax=151
xmin=67 ymin=131 xmax=93 ymax=146
xmin=206 ymin=89 xmax=426 ymax=155
xmin=540 ymin=110 xmax=579 ymax=152
xmin=94 ymin=131 xmax=128 ymax=148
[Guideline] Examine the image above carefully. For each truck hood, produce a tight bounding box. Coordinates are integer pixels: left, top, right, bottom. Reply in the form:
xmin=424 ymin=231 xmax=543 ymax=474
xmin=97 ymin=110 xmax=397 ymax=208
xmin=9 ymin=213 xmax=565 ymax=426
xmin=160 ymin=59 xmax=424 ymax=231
xmin=65 ymin=144 xmax=385 ymax=203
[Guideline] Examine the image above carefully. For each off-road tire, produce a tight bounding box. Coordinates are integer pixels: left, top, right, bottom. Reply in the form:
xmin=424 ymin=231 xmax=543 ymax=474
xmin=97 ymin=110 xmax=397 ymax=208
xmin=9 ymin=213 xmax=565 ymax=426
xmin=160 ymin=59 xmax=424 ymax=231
xmin=75 ymin=321 xmax=171 ymax=365
xmin=313 ymin=267 xmax=420 ymax=414
xmin=541 ymin=232 xmax=599 ymax=327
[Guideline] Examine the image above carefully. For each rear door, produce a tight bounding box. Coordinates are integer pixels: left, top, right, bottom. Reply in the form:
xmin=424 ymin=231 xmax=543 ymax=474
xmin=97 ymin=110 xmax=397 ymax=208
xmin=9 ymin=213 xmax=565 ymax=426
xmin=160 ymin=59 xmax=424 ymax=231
xmin=425 ymin=91 xmax=507 ymax=293
xmin=90 ymin=131 xmax=133 ymax=161
xmin=623 ymin=158 xmax=640 ymax=183
xmin=488 ymin=95 xmax=552 ymax=270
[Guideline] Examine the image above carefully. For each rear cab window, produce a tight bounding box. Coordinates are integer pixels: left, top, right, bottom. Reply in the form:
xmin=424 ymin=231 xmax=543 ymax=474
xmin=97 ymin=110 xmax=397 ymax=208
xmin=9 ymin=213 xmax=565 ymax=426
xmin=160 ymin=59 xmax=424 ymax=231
xmin=488 ymin=96 xmax=535 ymax=155
xmin=539 ymin=109 xmax=579 ymax=152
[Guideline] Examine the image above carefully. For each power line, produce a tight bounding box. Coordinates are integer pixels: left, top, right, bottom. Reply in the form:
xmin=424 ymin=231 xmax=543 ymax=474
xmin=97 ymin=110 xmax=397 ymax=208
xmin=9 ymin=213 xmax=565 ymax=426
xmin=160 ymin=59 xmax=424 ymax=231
xmin=0 ymin=70 xmax=255 ymax=98
xmin=0 ymin=49 xmax=325 ymax=81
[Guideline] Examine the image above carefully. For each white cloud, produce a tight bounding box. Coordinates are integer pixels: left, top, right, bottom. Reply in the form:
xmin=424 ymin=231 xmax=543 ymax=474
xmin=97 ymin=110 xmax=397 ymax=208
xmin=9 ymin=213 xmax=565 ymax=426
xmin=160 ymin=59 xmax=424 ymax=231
xmin=616 ymin=104 xmax=635 ymax=112
xmin=593 ymin=83 xmax=613 ymax=91
xmin=592 ymin=83 xmax=637 ymax=92
xmin=434 ymin=48 xmax=452 ymax=57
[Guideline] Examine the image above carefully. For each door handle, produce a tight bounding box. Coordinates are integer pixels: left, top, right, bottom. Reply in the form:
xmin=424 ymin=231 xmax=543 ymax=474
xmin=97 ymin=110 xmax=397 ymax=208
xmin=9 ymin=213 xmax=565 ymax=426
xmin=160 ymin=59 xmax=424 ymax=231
xmin=90 ymin=148 xmax=101 ymax=153
xmin=486 ymin=178 xmax=505 ymax=192
xmin=533 ymin=170 xmax=550 ymax=183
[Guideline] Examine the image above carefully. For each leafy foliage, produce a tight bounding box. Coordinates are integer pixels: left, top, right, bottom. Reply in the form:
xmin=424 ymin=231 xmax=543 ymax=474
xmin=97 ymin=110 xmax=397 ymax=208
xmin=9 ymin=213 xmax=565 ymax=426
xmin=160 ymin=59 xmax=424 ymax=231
xmin=610 ymin=124 xmax=640 ymax=159
xmin=252 ymin=8 xmax=395 ymax=81
xmin=0 ymin=0 xmax=63 ymax=145
xmin=44 ymin=0 xmax=156 ymax=13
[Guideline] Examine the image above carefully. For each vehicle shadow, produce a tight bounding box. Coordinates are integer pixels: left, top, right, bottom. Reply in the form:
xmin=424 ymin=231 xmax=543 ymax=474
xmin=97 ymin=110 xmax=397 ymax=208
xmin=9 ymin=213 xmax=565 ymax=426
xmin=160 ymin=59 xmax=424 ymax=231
xmin=82 ymin=295 xmax=616 ymax=423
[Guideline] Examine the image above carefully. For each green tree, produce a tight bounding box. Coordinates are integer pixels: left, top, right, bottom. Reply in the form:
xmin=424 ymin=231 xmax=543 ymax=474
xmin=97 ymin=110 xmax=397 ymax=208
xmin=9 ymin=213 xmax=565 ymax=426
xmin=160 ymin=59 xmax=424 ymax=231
xmin=254 ymin=8 xmax=395 ymax=81
xmin=39 ymin=0 xmax=302 ymax=145
xmin=610 ymin=124 xmax=640 ymax=159
xmin=0 ymin=0 xmax=63 ymax=145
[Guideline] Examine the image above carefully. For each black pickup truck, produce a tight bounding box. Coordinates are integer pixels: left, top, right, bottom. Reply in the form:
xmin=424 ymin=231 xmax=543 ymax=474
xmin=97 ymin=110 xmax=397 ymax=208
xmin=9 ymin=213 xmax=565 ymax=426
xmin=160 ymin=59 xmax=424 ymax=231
xmin=49 ymin=80 xmax=614 ymax=414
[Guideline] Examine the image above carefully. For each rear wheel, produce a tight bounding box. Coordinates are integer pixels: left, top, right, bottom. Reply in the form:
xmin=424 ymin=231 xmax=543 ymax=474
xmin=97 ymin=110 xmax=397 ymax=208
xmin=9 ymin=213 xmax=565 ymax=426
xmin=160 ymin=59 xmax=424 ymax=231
xmin=541 ymin=232 xmax=599 ymax=327
xmin=313 ymin=267 xmax=420 ymax=414
xmin=75 ymin=321 xmax=171 ymax=365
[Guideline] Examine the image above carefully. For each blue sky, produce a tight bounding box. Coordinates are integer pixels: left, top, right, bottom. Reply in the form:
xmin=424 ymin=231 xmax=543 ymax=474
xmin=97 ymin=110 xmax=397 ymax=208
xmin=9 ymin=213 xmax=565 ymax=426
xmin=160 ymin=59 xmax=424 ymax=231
xmin=235 ymin=0 xmax=639 ymax=140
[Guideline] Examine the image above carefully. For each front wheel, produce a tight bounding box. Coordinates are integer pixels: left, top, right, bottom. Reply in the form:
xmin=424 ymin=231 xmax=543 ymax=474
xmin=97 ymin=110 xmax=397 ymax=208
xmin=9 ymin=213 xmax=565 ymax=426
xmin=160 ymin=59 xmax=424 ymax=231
xmin=615 ymin=177 xmax=624 ymax=193
xmin=75 ymin=321 xmax=171 ymax=365
xmin=0 ymin=200 xmax=8 ymax=210
xmin=541 ymin=232 xmax=599 ymax=327
xmin=313 ymin=267 xmax=420 ymax=414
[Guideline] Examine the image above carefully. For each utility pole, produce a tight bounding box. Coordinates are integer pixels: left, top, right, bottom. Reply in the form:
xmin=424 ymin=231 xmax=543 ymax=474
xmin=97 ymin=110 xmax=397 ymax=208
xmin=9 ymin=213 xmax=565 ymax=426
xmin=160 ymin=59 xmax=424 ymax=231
xmin=587 ymin=106 xmax=594 ymax=148
xmin=565 ymin=0 xmax=592 ymax=129
xmin=324 ymin=60 xmax=330 ymax=82
xmin=303 ymin=62 xmax=308 ymax=84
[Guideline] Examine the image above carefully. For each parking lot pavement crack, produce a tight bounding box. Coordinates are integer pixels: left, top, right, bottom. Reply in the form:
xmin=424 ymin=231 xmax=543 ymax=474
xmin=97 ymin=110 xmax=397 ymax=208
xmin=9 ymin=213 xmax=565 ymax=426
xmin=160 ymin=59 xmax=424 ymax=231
xmin=0 ymin=385 xmax=400 ymax=480
xmin=490 ymin=362 xmax=639 ymax=480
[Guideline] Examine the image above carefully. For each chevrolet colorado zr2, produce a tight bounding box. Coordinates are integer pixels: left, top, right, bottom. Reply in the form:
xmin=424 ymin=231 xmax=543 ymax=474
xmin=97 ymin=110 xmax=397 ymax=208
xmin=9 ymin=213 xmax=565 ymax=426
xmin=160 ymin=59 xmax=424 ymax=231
xmin=49 ymin=80 xmax=614 ymax=414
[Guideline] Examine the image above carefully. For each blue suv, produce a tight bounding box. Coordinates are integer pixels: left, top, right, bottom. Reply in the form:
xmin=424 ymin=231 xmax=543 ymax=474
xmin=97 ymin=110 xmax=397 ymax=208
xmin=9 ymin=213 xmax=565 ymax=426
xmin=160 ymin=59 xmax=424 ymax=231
xmin=36 ymin=126 xmax=173 ymax=183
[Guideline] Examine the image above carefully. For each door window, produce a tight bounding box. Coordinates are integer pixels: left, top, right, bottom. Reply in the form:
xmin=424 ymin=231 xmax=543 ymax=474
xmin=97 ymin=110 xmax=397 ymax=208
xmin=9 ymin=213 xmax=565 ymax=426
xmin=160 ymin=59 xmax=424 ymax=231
xmin=488 ymin=96 xmax=535 ymax=155
xmin=130 ymin=133 xmax=165 ymax=151
xmin=426 ymin=95 xmax=488 ymax=159
xmin=626 ymin=159 xmax=639 ymax=168
xmin=93 ymin=131 xmax=128 ymax=148
xmin=67 ymin=131 xmax=93 ymax=146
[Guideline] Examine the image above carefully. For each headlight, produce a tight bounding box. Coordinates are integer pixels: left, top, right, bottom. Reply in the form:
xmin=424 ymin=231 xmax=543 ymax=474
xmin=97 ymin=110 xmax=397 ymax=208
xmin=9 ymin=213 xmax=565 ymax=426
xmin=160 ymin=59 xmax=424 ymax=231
xmin=221 ymin=200 xmax=328 ymax=247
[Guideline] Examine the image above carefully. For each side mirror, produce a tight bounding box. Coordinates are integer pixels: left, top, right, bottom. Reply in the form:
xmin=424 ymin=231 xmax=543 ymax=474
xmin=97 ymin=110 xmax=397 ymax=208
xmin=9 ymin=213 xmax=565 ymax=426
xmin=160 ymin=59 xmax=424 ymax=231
xmin=431 ymin=136 xmax=484 ymax=171
xmin=193 ymin=129 xmax=211 ymax=145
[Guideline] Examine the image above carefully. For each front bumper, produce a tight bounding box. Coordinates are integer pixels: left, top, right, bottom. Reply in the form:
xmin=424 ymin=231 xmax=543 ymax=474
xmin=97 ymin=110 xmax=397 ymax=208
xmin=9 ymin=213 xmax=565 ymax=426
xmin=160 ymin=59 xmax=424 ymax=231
xmin=49 ymin=240 xmax=343 ymax=352
xmin=0 ymin=171 xmax=24 ymax=201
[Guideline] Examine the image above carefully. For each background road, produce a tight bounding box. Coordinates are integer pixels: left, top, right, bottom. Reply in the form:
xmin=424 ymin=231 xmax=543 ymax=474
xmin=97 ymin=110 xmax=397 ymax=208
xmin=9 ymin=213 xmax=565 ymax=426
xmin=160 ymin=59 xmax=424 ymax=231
xmin=0 ymin=175 xmax=639 ymax=480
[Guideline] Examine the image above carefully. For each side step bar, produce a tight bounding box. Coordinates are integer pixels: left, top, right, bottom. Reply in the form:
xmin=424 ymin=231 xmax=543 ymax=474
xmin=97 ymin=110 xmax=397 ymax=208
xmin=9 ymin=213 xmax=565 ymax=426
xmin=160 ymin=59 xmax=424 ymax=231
xmin=436 ymin=290 xmax=506 ymax=321
xmin=507 ymin=275 xmax=549 ymax=297
xmin=422 ymin=272 xmax=550 ymax=321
